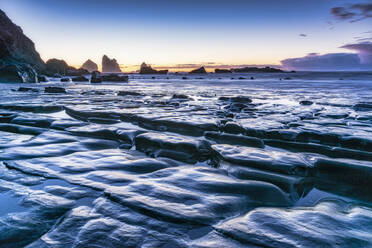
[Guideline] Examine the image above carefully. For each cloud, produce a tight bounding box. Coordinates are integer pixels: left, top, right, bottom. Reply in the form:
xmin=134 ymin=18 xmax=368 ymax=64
xmin=281 ymin=53 xmax=370 ymax=71
xmin=331 ymin=2 xmax=372 ymax=22
xmin=341 ymin=41 xmax=372 ymax=64
xmin=331 ymin=7 xmax=356 ymax=20
xmin=352 ymin=3 xmax=372 ymax=15
xmin=299 ymin=34 xmax=307 ymax=37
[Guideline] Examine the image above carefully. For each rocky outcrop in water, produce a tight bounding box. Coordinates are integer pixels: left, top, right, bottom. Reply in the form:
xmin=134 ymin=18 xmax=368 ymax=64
xmin=189 ymin=66 xmax=207 ymax=74
xmin=139 ymin=62 xmax=168 ymax=74
xmin=232 ymin=66 xmax=284 ymax=73
xmin=45 ymin=59 xmax=69 ymax=75
xmin=0 ymin=9 xmax=45 ymax=82
xmin=90 ymin=71 xmax=102 ymax=83
xmin=71 ymin=76 xmax=89 ymax=82
xmin=45 ymin=59 xmax=88 ymax=76
xmin=215 ymin=69 xmax=232 ymax=73
xmin=0 ymin=62 xmax=38 ymax=83
xmin=102 ymin=55 xmax=121 ymax=73
xmin=44 ymin=86 xmax=66 ymax=94
xmin=101 ymin=74 xmax=129 ymax=82
xmin=80 ymin=59 xmax=98 ymax=73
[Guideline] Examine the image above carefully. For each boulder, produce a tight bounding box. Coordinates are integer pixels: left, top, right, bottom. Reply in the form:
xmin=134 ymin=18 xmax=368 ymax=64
xmin=90 ymin=71 xmax=102 ymax=83
xmin=60 ymin=78 xmax=70 ymax=82
xmin=37 ymin=75 xmax=48 ymax=82
xmin=90 ymin=77 xmax=102 ymax=83
xmin=300 ymin=100 xmax=313 ymax=105
xmin=102 ymin=55 xmax=121 ymax=73
xmin=81 ymin=59 xmax=98 ymax=73
xmin=72 ymin=76 xmax=89 ymax=82
xmin=218 ymin=96 xmax=252 ymax=104
xmin=189 ymin=66 xmax=207 ymax=74
xmin=118 ymin=91 xmax=142 ymax=96
xmin=139 ymin=62 xmax=168 ymax=74
xmin=171 ymin=94 xmax=190 ymax=100
xmin=101 ymin=74 xmax=128 ymax=82
xmin=17 ymin=87 xmax=39 ymax=92
xmin=44 ymin=86 xmax=66 ymax=94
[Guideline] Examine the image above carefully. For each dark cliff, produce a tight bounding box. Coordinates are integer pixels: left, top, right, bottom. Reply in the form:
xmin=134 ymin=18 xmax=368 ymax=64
xmin=0 ymin=9 xmax=45 ymax=82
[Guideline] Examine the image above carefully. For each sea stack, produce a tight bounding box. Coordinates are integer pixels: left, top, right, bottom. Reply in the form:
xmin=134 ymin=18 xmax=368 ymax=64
xmin=45 ymin=59 xmax=69 ymax=75
xmin=139 ymin=62 xmax=168 ymax=74
xmin=102 ymin=55 xmax=121 ymax=73
xmin=81 ymin=59 xmax=98 ymax=73
xmin=0 ymin=9 xmax=45 ymax=83
xmin=45 ymin=58 xmax=88 ymax=76
xmin=189 ymin=66 xmax=207 ymax=74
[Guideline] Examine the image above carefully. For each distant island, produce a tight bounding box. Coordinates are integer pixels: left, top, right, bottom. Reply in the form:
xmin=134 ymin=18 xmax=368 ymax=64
xmin=139 ymin=63 xmax=168 ymax=74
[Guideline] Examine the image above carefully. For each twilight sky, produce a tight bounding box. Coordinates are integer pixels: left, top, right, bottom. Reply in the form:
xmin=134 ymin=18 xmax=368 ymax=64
xmin=1 ymin=0 xmax=371 ymax=71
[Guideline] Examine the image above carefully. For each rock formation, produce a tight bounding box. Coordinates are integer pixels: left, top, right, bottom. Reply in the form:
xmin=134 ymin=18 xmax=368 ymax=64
xmin=45 ymin=58 xmax=88 ymax=76
xmin=215 ymin=69 xmax=232 ymax=73
xmin=101 ymin=74 xmax=129 ymax=82
xmin=90 ymin=71 xmax=102 ymax=83
xmin=0 ymin=9 xmax=45 ymax=82
xmin=0 ymin=63 xmax=38 ymax=83
xmin=44 ymin=86 xmax=66 ymax=94
xmin=139 ymin=62 xmax=168 ymax=74
xmin=0 ymin=9 xmax=44 ymax=70
xmin=45 ymin=59 xmax=69 ymax=75
xmin=189 ymin=66 xmax=207 ymax=74
xmin=81 ymin=59 xmax=98 ymax=73
xmin=71 ymin=76 xmax=89 ymax=82
xmin=102 ymin=55 xmax=121 ymax=73
xmin=232 ymin=66 xmax=284 ymax=73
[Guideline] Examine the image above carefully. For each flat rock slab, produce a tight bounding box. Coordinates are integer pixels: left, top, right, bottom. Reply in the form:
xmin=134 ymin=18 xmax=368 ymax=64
xmin=135 ymin=132 xmax=212 ymax=163
xmin=212 ymin=144 xmax=314 ymax=176
xmin=208 ymin=200 xmax=372 ymax=248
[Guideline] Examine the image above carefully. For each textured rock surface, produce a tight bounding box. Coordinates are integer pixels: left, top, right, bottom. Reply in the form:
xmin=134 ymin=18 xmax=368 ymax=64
xmin=0 ymin=73 xmax=371 ymax=247
xmin=0 ymin=63 xmax=38 ymax=83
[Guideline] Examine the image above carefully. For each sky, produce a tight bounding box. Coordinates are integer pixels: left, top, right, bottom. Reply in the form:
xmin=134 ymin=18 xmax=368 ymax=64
xmin=1 ymin=0 xmax=372 ymax=71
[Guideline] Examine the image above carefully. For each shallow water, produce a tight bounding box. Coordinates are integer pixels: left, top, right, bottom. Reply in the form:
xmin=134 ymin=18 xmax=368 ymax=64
xmin=0 ymin=72 xmax=372 ymax=247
